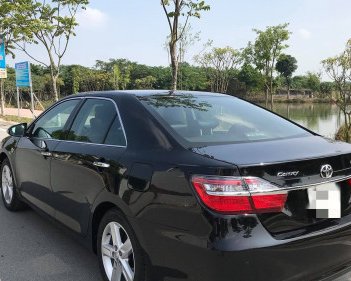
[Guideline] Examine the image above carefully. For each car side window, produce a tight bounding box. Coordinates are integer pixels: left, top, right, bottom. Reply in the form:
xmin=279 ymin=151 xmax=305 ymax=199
xmin=67 ymin=99 xmax=117 ymax=144
xmin=31 ymin=99 xmax=80 ymax=140
xmin=104 ymin=116 xmax=126 ymax=146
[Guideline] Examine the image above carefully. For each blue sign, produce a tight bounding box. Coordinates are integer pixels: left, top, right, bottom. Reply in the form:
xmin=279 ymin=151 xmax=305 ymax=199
xmin=0 ymin=35 xmax=5 ymax=69
xmin=15 ymin=61 xmax=31 ymax=88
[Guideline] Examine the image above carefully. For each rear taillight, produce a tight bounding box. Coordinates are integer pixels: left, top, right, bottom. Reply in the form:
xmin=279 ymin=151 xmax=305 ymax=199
xmin=191 ymin=176 xmax=287 ymax=214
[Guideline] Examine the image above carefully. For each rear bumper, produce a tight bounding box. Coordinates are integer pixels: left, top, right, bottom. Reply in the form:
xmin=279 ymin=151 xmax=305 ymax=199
xmin=138 ymin=213 xmax=351 ymax=281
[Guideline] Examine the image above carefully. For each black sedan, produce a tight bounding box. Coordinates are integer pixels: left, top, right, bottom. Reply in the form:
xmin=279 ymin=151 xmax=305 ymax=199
xmin=2 ymin=90 xmax=351 ymax=281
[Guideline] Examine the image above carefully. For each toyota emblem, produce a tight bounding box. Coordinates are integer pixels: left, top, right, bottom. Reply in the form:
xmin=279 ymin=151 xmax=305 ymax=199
xmin=320 ymin=164 xmax=333 ymax=179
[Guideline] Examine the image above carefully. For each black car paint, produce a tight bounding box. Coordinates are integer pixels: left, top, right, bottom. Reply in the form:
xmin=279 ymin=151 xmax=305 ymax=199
xmin=2 ymin=91 xmax=351 ymax=281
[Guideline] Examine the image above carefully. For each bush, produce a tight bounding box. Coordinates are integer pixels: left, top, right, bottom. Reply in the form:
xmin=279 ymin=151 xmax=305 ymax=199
xmin=335 ymin=125 xmax=351 ymax=142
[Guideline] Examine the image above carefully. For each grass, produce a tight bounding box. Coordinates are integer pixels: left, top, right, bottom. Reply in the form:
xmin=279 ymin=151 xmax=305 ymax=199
xmin=0 ymin=115 xmax=34 ymax=124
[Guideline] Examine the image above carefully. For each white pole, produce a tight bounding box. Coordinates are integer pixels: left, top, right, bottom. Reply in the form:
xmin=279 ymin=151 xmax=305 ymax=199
xmin=30 ymin=84 xmax=34 ymax=117
xmin=0 ymin=79 xmax=4 ymax=116
xmin=16 ymin=87 xmax=20 ymax=117
xmin=28 ymin=62 xmax=34 ymax=117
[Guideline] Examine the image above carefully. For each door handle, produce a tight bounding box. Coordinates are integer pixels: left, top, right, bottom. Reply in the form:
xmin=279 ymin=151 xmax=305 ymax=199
xmin=93 ymin=161 xmax=110 ymax=168
xmin=41 ymin=151 xmax=52 ymax=157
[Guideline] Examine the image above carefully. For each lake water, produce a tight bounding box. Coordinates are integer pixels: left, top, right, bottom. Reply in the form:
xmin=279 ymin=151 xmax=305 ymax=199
xmin=259 ymin=103 xmax=343 ymax=139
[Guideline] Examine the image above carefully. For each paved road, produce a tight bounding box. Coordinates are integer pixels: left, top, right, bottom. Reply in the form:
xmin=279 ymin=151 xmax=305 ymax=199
xmin=0 ymin=119 xmax=350 ymax=281
xmin=0 ymin=202 xmax=102 ymax=281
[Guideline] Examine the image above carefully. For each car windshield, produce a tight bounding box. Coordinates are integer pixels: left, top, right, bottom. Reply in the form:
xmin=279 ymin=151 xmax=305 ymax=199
xmin=140 ymin=94 xmax=312 ymax=146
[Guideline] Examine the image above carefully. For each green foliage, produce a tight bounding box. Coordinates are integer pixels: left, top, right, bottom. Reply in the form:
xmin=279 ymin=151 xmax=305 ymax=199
xmin=245 ymin=23 xmax=291 ymax=102
xmin=305 ymin=72 xmax=321 ymax=92
xmin=135 ymin=76 xmax=157 ymax=89
xmin=276 ymin=54 xmax=297 ymax=82
xmin=161 ymin=0 xmax=210 ymax=20
xmin=161 ymin=0 xmax=210 ymax=90
xmin=95 ymin=58 xmax=173 ymax=90
xmin=2 ymin=65 xmax=62 ymax=103
xmin=1 ymin=59 xmax=167 ymax=98
xmin=248 ymin=23 xmax=291 ymax=71
xmin=95 ymin=59 xmax=133 ymax=90
xmin=0 ymin=0 xmax=89 ymax=101
xmin=178 ymin=62 xmax=208 ymax=91
xmin=291 ymin=75 xmax=307 ymax=90
xmin=195 ymin=46 xmax=242 ymax=93
xmin=1 ymin=56 xmax=332 ymax=106
xmin=291 ymin=73 xmax=321 ymax=92
xmin=276 ymin=54 xmax=298 ymax=98
xmin=320 ymin=81 xmax=334 ymax=96
xmin=140 ymin=94 xmax=211 ymax=111
xmin=322 ymin=39 xmax=351 ymax=141
xmin=70 ymin=65 xmax=114 ymax=93
xmin=237 ymin=64 xmax=264 ymax=93
xmin=2 ymin=0 xmax=89 ymax=46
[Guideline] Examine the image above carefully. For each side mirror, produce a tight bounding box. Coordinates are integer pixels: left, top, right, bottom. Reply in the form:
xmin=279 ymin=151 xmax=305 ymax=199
xmin=7 ymin=123 xmax=27 ymax=137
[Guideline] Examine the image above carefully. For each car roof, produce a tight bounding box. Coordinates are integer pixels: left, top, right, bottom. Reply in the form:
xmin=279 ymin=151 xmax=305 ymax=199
xmin=66 ymin=90 xmax=228 ymax=99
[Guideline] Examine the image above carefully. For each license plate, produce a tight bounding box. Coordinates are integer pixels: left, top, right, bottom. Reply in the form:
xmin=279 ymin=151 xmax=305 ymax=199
xmin=307 ymin=183 xmax=341 ymax=218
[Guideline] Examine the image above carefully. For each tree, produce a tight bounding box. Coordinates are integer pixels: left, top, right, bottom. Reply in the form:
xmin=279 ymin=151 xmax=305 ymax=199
xmin=195 ymin=46 xmax=242 ymax=93
xmin=322 ymin=39 xmax=351 ymax=141
xmin=237 ymin=64 xmax=264 ymax=93
xmin=176 ymin=25 xmax=201 ymax=90
xmin=69 ymin=65 xmax=114 ymax=93
xmin=0 ymin=2 xmax=21 ymax=115
xmin=290 ymin=73 xmax=321 ymax=94
xmin=161 ymin=0 xmax=210 ymax=91
xmin=0 ymin=2 xmax=19 ymax=59
xmin=246 ymin=23 xmax=291 ymax=106
xmin=275 ymin=54 xmax=297 ymax=99
xmin=177 ymin=62 xmax=207 ymax=91
xmin=2 ymin=0 xmax=89 ymax=101
xmin=305 ymin=72 xmax=321 ymax=94
xmin=95 ymin=59 xmax=133 ymax=90
xmin=135 ymin=76 xmax=157 ymax=89
xmin=320 ymin=81 xmax=334 ymax=96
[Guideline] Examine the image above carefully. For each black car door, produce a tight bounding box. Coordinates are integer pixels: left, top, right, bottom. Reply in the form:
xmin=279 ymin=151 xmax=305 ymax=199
xmin=14 ymin=98 xmax=81 ymax=216
xmin=50 ymin=98 xmax=127 ymax=235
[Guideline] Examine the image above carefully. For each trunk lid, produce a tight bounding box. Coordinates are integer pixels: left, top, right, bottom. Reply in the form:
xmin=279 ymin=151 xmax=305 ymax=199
xmin=191 ymin=135 xmax=351 ymax=238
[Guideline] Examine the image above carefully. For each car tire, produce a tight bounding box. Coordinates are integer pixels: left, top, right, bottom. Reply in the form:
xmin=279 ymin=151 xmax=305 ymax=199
xmin=1 ymin=158 xmax=26 ymax=211
xmin=97 ymin=208 xmax=147 ymax=281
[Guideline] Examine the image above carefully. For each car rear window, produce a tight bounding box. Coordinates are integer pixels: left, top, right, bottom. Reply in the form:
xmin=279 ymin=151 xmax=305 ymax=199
xmin=140 ymin=94 xmax=312 ymax=146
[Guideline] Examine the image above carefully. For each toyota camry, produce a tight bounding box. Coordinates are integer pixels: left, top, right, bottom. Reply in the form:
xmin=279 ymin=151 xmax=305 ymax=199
xmin=2 ymin=90 xmax=351 ymax=281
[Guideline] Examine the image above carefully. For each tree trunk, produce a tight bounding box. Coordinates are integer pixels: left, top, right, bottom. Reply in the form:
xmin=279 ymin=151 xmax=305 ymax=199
xmin=287 ymin=84 xmax=290 ymax=100
xmin=265 ymin=85 xmax=269 ymax=108
xmin=0 ymin=79 xmax=4 ymax=116
xmin=170 ymin=42 xmax=178 ymax=91
xmin=344 ymin=110 xmax=349 ymax=142
xmin=270 ymin=78 xmax=274 ymax=109
xmin=51 ymin=74 xmax=59 ymax=102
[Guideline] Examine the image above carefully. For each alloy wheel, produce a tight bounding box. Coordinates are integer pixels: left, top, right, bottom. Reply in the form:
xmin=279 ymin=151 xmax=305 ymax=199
xmin=2 ymin=165 xmax=14 ymax=205
xmin=101 ymin=221 xmax=135 ymax=281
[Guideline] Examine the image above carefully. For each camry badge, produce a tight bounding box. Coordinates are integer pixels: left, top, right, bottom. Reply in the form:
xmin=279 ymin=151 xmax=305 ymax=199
xmin=320 ymin=164 xmax=333 ymax=179
xmin=277 ymin=171 xmax=299 ymax=177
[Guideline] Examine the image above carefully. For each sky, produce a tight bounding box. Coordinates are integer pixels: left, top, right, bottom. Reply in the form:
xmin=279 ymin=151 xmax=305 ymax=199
xmin=6 ymin=0 xmax=351 ymax=77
